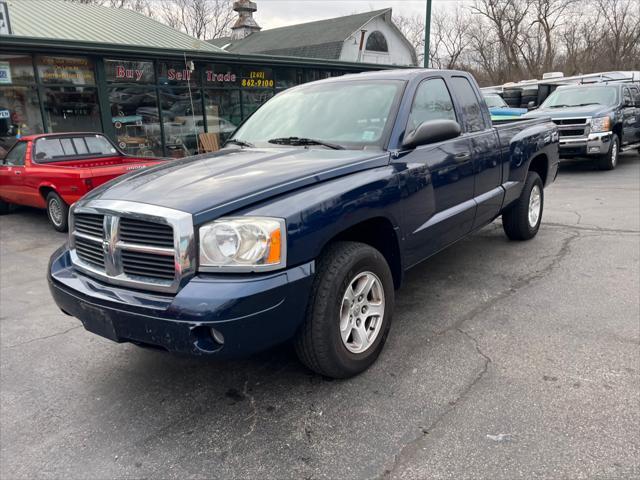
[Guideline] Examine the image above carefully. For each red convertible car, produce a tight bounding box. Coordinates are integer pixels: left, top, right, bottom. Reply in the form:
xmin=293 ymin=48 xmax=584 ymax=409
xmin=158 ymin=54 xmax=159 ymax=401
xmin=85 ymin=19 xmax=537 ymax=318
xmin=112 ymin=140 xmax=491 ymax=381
xmin=0 ymin=133 xmax=165 ymax=231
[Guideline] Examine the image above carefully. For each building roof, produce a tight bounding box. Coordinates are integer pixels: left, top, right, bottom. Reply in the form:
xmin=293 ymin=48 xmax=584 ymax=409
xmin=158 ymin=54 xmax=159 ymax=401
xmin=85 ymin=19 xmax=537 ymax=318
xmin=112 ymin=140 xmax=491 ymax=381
xmin=208 ymin=8 xmax=392 ymax=59
xmin=3 ymin=0 xmax=224 ymax=53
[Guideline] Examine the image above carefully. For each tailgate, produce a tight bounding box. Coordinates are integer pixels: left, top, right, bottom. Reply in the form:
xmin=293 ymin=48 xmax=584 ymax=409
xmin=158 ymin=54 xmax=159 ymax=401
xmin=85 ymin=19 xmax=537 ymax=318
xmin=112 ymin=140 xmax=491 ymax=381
xmin=89 ymin=160 xmax=164 ymax=188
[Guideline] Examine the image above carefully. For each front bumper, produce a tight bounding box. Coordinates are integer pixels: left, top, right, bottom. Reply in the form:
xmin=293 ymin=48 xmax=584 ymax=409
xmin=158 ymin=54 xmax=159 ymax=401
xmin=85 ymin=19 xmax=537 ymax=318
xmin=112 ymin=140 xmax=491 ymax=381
xmin=559 ymin=131 xmax=612 ymax=158
xmin=48 ymin=245 xmax=315 ymax=357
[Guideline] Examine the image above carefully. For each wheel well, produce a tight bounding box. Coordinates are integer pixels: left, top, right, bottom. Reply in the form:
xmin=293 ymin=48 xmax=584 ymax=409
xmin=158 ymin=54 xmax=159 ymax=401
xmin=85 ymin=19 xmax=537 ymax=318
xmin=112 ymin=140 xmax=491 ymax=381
xmin=528 ymin=154 xmax=548 ymax=186
xmin=612 ymin=123 xmax=622 ymax=140
xmin=328 ymin=217 xmax=402 ymax=289
xmin=39 ymin=186 xmax=56 ymax=201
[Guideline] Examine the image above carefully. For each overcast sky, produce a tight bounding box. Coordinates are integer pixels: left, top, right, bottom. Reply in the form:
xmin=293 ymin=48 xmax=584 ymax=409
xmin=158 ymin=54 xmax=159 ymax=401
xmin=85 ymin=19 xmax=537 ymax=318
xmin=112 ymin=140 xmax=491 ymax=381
xmin=253 ymin=0 xmax=470 ymax=29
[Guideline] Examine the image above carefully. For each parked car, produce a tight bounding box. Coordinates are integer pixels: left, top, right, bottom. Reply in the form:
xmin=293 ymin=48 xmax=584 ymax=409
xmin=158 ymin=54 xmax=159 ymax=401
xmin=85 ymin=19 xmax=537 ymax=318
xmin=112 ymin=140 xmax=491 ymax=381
xmin=0 ymin=133 xmax=165 ymax=231
xmin=484 ymin=93 xmax=528 ymax=121
xmin=523 ymin=82 xmax=640 ymax=170
xmin=48 ymin=70 xmax=559 ymax=378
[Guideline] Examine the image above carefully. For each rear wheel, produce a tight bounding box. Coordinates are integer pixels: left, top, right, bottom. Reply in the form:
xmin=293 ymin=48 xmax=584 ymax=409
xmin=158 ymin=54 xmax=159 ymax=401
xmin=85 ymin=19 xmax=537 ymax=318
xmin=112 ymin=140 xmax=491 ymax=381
xmin=294 ymin=241 xmax=394 ymax=378
xmin=502 ymin=171 xmax=544 ymax=241
xmin=46 ymin=192 xmax=69 ymax=232
xmin=598 ymin=134 xmax=619 ymax=171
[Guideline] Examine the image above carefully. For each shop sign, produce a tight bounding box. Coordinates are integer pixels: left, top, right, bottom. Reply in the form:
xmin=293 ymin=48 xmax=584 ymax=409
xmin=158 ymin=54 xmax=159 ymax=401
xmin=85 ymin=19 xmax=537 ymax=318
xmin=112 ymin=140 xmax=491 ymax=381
xmin=37 ymin=56 xmax=95 ymax=85
xmin=0 ymin=60 xmax=11 ymax=84
xmin=205 ymin=70 xmax=237 ymax=84
xmin=242 ymin=70 xmax=274 ymax=88
xmin=106 ymin=59 xmax=154 ymax=83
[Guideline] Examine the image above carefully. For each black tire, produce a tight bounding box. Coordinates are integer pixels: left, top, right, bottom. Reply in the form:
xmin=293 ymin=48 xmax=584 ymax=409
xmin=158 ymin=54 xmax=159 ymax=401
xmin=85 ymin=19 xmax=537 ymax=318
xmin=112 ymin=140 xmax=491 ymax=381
xmin=598 ymin=134 xmax=619 ymax=171
xmin=0 ymin=199 xmax=13 ymax=215
xmin=502 ymin=171 xmax=544 ymax=241
xmin=46 ymin=192 xmax=69 ymax=232
xmin=294 ymin=241 xmax=395 ymax=378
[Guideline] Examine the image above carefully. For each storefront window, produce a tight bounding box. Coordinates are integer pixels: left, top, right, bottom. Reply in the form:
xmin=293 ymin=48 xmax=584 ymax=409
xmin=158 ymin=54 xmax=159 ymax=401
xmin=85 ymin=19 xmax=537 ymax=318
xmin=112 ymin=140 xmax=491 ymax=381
xmin=0 ymin=54 xmax=36 ymax=85
xmin=108 ymin=86 xmax=162 ymax=157
xmin=203 ymin=89 xmax=241 ymax=144
xmin=36 ymin=56 xmax=96 ymax=85
xmin=42 ymin=87 xmax=101 ymax=133
xmin=241 ymin=90 xmax=274 ymax=119
xmin=0 ymin=86 xmax=44 ymax=153
xmin=159 ymin=87 xmax=204 ymax=157
xmin=105 ymin=59 xmax=155 ymax=84
xmin=275 ymin=68 xmax=303 ymax=91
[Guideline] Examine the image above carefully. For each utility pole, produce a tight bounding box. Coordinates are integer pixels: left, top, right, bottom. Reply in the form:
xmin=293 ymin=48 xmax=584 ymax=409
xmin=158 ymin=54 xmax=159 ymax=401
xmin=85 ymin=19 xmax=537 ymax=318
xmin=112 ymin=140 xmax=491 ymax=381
xmin=424 ymin=0 xmax=432 ymax=68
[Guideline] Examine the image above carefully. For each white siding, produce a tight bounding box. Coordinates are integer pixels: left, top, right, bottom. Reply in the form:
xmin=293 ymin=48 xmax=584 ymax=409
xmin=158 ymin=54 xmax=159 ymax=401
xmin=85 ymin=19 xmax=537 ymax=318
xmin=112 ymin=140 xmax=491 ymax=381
xmin=339 ymin=16 xmax=415 ymax=66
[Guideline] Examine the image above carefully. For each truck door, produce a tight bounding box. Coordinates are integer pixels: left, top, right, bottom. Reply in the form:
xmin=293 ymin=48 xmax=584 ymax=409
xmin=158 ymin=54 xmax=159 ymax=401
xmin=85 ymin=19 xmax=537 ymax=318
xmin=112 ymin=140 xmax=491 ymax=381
xmin=400 ymin=76 xmax=475 ymax=265
xmin=621 ymin=87 xmax=636 ymax=147
xmin=449 ymin=76 xmax=504 ymax=230
xmin=0 ymin=141 xmax=28 ymax=204
xmin=624 ymin=86 xmax=640 ymax=145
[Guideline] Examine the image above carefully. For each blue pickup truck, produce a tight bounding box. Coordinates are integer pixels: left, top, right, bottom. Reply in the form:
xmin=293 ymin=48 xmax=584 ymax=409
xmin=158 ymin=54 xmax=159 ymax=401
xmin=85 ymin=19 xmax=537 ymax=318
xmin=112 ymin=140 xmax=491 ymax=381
xmin=49 ymin=69 xmax=559 ymax=378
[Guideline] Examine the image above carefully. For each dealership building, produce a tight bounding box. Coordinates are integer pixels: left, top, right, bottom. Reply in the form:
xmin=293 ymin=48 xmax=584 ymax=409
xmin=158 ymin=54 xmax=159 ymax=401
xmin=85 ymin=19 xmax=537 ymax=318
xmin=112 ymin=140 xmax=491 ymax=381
xmin=0 ymin=0 xmax=416 ymax=157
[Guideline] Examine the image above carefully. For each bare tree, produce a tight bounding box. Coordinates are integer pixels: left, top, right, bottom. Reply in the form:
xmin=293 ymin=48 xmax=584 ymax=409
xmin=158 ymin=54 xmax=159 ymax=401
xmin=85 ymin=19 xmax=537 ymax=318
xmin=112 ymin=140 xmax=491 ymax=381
xmin=160 ymin=0 xmax=235 ymax=39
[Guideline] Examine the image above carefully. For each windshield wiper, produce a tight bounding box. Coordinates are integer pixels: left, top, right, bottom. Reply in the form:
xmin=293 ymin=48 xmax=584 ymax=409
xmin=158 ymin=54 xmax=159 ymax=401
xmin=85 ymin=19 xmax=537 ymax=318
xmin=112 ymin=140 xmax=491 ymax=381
xmin=574 ymin=102 xmax=600 ymax=107
xmin=225 ymin=139 xmax=254 ymax=148
xmin=548 ymin=104 xmax=569 ymax=108
xmin=268 ymin=137 xmax=345 ymax=150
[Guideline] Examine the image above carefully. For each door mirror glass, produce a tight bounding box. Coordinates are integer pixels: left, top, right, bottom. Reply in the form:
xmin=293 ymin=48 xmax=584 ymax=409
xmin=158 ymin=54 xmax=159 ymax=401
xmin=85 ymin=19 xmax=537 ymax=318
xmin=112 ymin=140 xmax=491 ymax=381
xmin=403 ymin=119 xmax=461 ymax=149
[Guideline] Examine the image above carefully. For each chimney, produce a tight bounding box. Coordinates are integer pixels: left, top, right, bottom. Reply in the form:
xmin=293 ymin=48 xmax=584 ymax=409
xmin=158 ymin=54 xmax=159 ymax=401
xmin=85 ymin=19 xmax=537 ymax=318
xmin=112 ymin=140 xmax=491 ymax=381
xmin=230 ymin=0 xmax=261 ymax=40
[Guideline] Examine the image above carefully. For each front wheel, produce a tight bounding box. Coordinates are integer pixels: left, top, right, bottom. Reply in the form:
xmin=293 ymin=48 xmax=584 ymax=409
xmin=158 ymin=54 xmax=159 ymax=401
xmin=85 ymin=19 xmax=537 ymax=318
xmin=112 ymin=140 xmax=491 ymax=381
xmin=502 ymin=171 xmax=544 ymax=241
xmin=46 ymin=192 xmax=69 ymax=232
xmin=598 ymin=134 xmax=619 ymax=171
xmin=294 ymin=241 xmax=394 ymax=378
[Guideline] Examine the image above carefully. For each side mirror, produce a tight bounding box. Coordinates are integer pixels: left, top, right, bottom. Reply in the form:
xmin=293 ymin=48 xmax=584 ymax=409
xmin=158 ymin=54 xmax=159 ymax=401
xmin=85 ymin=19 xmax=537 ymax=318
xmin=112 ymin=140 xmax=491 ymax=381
xmin=527 ymin=101 xmax=537 ymax=110
xmin=403 ymin=119 xmax=461 ymax=149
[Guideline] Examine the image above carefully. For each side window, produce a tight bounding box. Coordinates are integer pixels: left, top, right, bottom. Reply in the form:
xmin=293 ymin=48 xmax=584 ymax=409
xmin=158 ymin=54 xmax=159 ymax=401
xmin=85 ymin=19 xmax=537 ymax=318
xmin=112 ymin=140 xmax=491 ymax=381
xmin=407 ymin=78 xmax=457 ymax=133
xmin=3 ymin=142 xmax=27 ymax=166
xmin=623 ymin=88 xmax=632 ymax=106
xmin=631 ymin=87 xmax=640 ymax=106
xmin=450 ymin=76 xmax=487 ymax=133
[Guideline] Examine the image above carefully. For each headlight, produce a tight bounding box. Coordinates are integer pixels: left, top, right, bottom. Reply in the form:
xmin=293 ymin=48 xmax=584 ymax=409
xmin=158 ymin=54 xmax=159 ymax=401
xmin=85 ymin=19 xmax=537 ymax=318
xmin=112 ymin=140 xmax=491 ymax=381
xmin=199 ymin=217 xmax=286 ymax=272
xmin=591 ymin=116 xmax=611 ymax=133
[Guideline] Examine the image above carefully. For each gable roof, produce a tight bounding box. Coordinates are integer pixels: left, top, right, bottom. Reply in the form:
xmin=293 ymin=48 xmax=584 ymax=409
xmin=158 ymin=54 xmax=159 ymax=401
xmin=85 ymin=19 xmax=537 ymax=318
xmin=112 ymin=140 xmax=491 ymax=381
xmin=3 ymin=0 xmax=224 ymax=53
xmin=209 ymin=9 xmax=392 ymax=59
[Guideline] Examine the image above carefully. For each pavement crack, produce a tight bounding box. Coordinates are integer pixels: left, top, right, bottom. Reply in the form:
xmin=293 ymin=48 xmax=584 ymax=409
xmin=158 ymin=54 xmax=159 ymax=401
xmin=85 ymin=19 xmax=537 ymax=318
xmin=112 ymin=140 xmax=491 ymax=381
xmin=6 ymin=325 xmax=82 ymax=348
xmin=544 ymin=222 xmax=639 ymax=235
xmin=380 ymin=232 xmax=580 ymax=479
xmin=242 ymin=379 xmax=259 ymax=438
xmin=381 ymin=328 xmax=492 ymax=480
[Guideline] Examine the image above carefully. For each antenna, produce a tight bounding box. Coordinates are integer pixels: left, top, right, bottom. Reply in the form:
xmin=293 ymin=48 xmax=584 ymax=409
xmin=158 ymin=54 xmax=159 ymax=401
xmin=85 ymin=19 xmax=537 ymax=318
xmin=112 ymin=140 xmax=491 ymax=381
xmin=183 ymin=52 xmax=198 ymax=154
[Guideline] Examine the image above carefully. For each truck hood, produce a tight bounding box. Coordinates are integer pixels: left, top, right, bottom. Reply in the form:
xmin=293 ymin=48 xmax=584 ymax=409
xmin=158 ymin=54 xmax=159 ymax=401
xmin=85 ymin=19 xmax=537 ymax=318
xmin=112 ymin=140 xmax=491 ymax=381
xmin=84 ymin=147 xmax=389 ymax=220
xmin=523 ymin=104 xmax=613 ymax=119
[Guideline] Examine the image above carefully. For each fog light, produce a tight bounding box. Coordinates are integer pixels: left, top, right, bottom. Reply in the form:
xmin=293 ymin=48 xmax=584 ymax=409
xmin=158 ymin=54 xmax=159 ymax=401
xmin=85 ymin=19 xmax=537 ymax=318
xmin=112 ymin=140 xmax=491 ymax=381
xmin=210 ymin=327 xmax=225 ymax=345
xmin=589 ymin=146 xmax=600 ymax=153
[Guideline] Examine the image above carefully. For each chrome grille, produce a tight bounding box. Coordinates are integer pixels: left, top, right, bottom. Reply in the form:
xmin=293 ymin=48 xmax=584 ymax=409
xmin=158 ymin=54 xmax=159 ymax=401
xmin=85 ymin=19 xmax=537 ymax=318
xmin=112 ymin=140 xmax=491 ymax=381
xmin=552 ymin=118 xmax=587 ymax=125
xmin=559 ymin=128 xmax=586 ymax=137
xmin=69 ymin=200 xmax=195 ymax=294
xmin=122 ymin=251 xmax=175 ymax=280
xmin=552 ymin=117 xmax=590 ymax=138
xmin=74 ymin=213 xmax=104 ymax=237
xmin=75 ymin=235 xmax=105 ymax=268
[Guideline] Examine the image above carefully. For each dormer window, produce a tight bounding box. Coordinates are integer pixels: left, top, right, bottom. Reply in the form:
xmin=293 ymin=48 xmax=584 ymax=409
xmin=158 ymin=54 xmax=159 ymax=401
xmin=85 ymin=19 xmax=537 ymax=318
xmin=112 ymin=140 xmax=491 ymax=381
xmin=366 ymin=31 xmax=389 ymax=53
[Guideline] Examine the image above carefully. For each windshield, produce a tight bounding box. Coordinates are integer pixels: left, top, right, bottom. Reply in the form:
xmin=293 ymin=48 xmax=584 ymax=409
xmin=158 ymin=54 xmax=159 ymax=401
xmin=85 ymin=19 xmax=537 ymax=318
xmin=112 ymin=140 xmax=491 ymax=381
xmin=230 ymin=80 xmax=404 ymax=149
xmin=484 ymin=94 xmax=507 ymax=108
xmin=541 ymin=86 xmax=618 ymax=108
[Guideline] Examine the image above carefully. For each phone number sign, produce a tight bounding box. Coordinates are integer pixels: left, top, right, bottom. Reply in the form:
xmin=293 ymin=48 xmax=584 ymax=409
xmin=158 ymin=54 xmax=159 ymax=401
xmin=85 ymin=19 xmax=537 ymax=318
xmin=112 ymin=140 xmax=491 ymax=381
xmin=242 ymin=70 xmax=274 ymax=89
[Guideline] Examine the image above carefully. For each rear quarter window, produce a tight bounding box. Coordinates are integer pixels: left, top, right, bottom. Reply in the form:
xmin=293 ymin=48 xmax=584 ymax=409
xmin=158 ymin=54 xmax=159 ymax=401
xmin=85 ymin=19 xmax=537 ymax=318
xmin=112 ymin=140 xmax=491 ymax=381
xmin=34 ymin=135 xmax=118 ymax=163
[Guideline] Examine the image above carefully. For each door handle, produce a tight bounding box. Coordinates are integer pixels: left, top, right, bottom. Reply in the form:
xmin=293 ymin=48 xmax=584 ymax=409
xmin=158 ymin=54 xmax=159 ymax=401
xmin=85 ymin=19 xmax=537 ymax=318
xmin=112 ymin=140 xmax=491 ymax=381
xmin=454 ymin=152 xmax=471 ymax=162
xmin=14 ymin=170 xmax=22 ymax=175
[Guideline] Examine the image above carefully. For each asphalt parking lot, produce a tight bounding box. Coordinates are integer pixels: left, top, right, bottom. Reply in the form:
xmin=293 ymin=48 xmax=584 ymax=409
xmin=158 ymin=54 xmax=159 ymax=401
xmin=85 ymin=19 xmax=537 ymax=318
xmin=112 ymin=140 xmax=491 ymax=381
xmin=1 ymin=152 xmax=639 ymax=479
